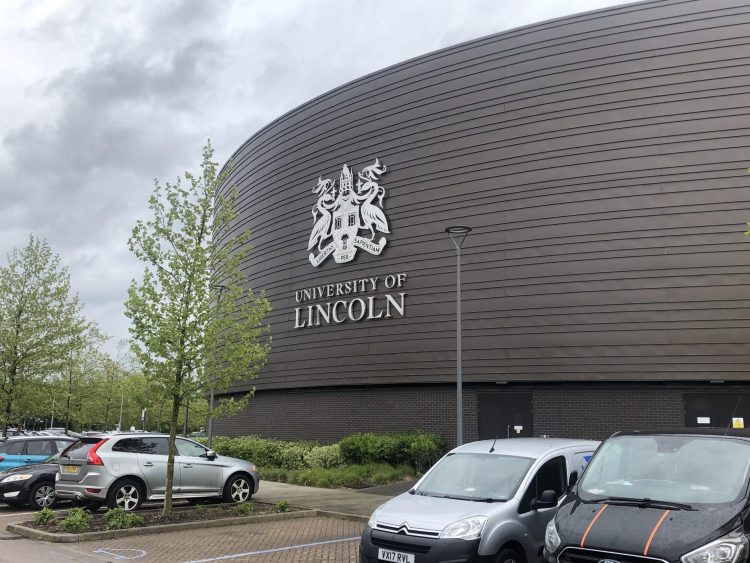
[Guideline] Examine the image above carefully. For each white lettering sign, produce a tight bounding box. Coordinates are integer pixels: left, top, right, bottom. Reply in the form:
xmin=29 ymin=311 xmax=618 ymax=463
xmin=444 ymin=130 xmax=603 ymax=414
xmin=294 ymin=273 xmax=407 ymax=329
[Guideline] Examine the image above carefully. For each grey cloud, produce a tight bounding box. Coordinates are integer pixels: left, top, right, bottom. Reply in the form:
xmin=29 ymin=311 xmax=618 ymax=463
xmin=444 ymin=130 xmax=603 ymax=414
xmin=0 ymin=0 xmax=638 ymax=353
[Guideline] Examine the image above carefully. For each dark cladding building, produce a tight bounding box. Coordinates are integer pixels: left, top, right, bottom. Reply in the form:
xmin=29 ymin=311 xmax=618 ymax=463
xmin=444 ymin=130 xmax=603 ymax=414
xmin=215 ymin=0 xmax=750 ymax=446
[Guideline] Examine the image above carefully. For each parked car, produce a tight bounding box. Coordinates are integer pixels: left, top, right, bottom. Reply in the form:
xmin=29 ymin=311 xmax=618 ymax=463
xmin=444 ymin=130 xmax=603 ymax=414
xmin=544 ymin=429 xmax=750 ymax=563
xmin=0 ymin=452 xmax=64 ymax=510
xmin=360 ymin=437 xmax=599 ymax=563
xmin=0 ymin=436 xmax=76 ymax=472
xmin=55 ymin=433 xmax=259 ymax=511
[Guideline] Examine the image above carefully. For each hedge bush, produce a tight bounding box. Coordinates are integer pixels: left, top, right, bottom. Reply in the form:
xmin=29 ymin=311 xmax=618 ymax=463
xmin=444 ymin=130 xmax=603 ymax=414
xmin=208 ymin=432 xmax=443 ymax=472
xmin=339 ymin=432 xmax=443 ymax=471
xmin=304 ymin=444 xmax=344 ymax=468
xmin=209 ymin=436 xmax=316 ymax=469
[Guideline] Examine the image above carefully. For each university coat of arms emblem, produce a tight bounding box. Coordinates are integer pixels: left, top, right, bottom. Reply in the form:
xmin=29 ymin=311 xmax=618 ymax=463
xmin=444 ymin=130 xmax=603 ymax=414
xmin=308 ymin=159 xmax=389 ymax=267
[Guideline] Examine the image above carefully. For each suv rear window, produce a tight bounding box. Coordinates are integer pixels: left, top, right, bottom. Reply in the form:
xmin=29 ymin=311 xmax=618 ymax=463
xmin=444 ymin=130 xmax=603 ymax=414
xmin=112 ymin=437 xmax=168 ymax=455
xmin=60 ymin=438 xmax=101 ymax=460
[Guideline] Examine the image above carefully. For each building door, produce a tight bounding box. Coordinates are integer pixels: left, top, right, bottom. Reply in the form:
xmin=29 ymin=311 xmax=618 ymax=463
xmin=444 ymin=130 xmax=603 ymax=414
xmin=477 ymin=393 xmax=533 ymax=439
xmin=685 ymin=393 xmax=750 ymax=429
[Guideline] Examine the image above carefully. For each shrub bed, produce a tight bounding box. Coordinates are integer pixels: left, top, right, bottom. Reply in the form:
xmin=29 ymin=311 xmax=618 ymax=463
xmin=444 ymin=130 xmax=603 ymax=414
xmin=27 ymin=502 xmax=284 ymax=534
xmin=208 ymin=432 xmax=442 ymax=472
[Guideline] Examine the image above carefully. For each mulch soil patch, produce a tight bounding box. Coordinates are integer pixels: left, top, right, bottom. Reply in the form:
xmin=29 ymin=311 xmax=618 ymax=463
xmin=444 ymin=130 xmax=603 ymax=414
xmin=26 ymin=502 xmax=287 ymax=534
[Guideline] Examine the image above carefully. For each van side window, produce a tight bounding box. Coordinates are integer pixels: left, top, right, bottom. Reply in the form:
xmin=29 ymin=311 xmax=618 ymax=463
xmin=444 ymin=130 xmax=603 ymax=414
xmin=519 ymin=455 xmax=566 ymax=514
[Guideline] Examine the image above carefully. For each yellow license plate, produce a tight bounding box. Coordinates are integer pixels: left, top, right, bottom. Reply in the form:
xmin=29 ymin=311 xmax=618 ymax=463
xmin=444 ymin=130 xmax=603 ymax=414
xmin=62 ymin=465 xmax=78 ymax=474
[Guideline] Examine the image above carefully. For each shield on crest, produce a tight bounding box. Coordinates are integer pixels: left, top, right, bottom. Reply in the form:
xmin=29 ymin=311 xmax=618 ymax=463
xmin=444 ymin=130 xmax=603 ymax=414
xmin=332 ymin=198 xmax=360 ymax=263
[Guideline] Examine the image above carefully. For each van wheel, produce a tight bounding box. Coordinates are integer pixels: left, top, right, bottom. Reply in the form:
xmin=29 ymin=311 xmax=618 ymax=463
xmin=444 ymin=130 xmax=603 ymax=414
xmin=496 ymin=548 xmax=523 ymax=563
xmin=106 ymin=478 xmax=144 ymax=511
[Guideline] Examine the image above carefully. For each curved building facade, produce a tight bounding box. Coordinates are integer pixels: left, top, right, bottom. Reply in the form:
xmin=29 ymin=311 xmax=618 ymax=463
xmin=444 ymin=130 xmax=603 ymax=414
xmin=215 ymin=0 xmax=750 ymax=445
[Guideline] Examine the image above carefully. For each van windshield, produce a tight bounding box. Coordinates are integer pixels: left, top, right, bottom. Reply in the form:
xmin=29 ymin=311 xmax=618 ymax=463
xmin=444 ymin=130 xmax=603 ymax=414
xmin=579 ymin=435 xmax=750 ymax=506
xmin=415 ymin=453 xmax=533 ymax=501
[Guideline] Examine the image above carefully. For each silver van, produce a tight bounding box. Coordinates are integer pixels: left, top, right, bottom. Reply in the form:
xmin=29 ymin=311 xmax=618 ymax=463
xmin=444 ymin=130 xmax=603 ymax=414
xmin=360 ymin=438 xmax=599 ymax=563
xmin=55 ymin=433 xmax=259 ymax=510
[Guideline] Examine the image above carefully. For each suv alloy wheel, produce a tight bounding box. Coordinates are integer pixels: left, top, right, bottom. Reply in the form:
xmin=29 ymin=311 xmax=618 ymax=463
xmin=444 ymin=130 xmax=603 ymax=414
xmin=106 ymin=478 xmax=144 ymax=511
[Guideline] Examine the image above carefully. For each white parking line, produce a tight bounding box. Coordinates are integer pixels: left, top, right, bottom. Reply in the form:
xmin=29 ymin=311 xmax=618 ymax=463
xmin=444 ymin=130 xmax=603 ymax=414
xmin=181 ymin=536 xmax=361 ymax=562
xmin=0 ymin=510 xmax=38 ymax=517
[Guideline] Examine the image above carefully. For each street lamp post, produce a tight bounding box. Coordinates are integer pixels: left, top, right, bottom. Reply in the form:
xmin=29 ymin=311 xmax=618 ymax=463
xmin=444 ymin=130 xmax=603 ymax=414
xmin=445 ymin=226 xmax=472 ymax=447
xmin=207 ymin=284 xmax=228 ymax=450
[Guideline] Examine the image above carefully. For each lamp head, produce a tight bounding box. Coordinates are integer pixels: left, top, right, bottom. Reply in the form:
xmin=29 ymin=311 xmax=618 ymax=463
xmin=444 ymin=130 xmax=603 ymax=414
xmin=445 ymin=226 xmax=472 ymax=235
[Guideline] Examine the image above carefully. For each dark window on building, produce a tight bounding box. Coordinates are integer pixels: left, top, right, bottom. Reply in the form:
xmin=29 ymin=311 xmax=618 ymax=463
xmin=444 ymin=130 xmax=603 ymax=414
xmin=335 ymin=217 xmax=342 ymax=230
xmin=348 ymin=213 xmax=356 ymax=227
xmin=519 ymin=456 xmax=567 ymax=514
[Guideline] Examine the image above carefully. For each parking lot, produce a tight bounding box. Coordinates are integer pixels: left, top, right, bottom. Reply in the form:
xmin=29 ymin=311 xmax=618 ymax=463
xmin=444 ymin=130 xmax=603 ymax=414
xmin=0 ymin=510 xmax=364 ymax=562
xmin=0 ymin=481 xmax=383 ymax=562
xmin=72 ymin=515 xmax=363 ymax=562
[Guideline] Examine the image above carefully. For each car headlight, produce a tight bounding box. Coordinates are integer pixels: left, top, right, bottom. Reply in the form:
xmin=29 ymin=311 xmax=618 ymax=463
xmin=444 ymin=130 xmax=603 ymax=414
xmin=1 ymin=474 xmax=32 ymax=483
xmin=367 ymin=506 xmax=382 ymax=528
xmin=682 ymin=529 xmax=748 ymax=563
xmin=439 ymin=516 xmax=487 ymax=540
xmin=249 ymin=465 xmax=257 ymax=472
xmin=545 ymin=518 xmax=562 ymax=554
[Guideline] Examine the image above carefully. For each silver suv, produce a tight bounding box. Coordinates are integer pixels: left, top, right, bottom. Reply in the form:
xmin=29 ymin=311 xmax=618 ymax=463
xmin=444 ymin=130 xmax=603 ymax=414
xmin=55 ymin=433 xmax=259 ymax=511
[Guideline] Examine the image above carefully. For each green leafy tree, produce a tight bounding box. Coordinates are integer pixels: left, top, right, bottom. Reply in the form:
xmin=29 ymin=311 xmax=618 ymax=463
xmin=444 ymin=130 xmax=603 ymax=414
xmin=0 ymin=235 xmax=95 ymax=436
xmin=125 ymin=141 xmax=271 ymax=515
xmin=62 ymin=332 xmax=106 ymax=432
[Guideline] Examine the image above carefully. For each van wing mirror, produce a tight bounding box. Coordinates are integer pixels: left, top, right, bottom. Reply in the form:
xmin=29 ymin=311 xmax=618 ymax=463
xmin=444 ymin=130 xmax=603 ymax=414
xmin=531 ymin=489 xmax=558 ymax=510
xmin=568 ymin=470 xmax=579 ymax=488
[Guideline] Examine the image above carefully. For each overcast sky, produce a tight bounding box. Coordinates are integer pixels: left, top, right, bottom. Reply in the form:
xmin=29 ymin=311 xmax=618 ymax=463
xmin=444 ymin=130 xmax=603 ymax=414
xmin=0 ymin=0 xmax=638 ymax=354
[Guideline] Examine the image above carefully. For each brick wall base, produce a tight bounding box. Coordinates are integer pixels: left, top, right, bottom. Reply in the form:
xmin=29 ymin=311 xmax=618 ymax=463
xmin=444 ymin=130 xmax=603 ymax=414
xmin=213 ymin=382 xmax=750 ymax=448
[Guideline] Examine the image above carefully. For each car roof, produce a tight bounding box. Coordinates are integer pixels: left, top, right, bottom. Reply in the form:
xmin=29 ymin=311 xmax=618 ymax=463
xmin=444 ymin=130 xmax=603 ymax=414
xmin=451 ymin=437 xmax=600 ymax=458
xmin=612 ymin=428 xmax=750 ymax=440
xmin=5 ymin=435 xmax=75 ymax=441
xmin=107 ymin=433 xmax=191 ymax=438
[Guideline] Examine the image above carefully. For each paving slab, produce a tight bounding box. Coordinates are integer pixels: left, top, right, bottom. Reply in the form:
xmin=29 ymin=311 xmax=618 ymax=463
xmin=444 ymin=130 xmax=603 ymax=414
xmin=356 ymin=480 xmax=417 ymax=496
xmin=253 ymin=481 xmax=390 ymax=518
xmin=62 ymin=516 xmax=364 ymax=562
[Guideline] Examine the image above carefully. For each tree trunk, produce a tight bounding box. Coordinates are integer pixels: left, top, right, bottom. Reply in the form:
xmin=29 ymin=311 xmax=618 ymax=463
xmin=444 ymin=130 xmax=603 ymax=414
xmin=163 ymin=391 xmax=181 ymax=516
xmin=103 ymin=390 xmax=112 ymax=431
xmin=158 ymin=401 xmax=164 ymax=432
xmin=3 ymin=366 xmax=17 ymax=438
xmin=3 ymin=391 xmax=12 ymax=438
xmin=64 ymin=392 xmax=71 ymax=433
xmin=64 ymin=365 xmax=73 ymax=433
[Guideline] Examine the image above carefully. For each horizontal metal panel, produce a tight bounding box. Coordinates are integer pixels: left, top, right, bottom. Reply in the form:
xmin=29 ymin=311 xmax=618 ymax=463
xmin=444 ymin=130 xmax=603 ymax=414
xmin=217 ymin=0 xmax=750 ymax=391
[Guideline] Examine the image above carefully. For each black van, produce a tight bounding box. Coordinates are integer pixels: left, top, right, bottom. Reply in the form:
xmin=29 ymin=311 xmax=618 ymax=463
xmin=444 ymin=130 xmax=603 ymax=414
xmin=544 ymin=429 xmax=750 ymax=563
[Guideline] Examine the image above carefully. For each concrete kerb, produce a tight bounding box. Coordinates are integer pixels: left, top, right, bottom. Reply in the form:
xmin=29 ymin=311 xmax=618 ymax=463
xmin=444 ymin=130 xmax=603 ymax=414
xmin=6 ymin=508 xmax=362 ymax=544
